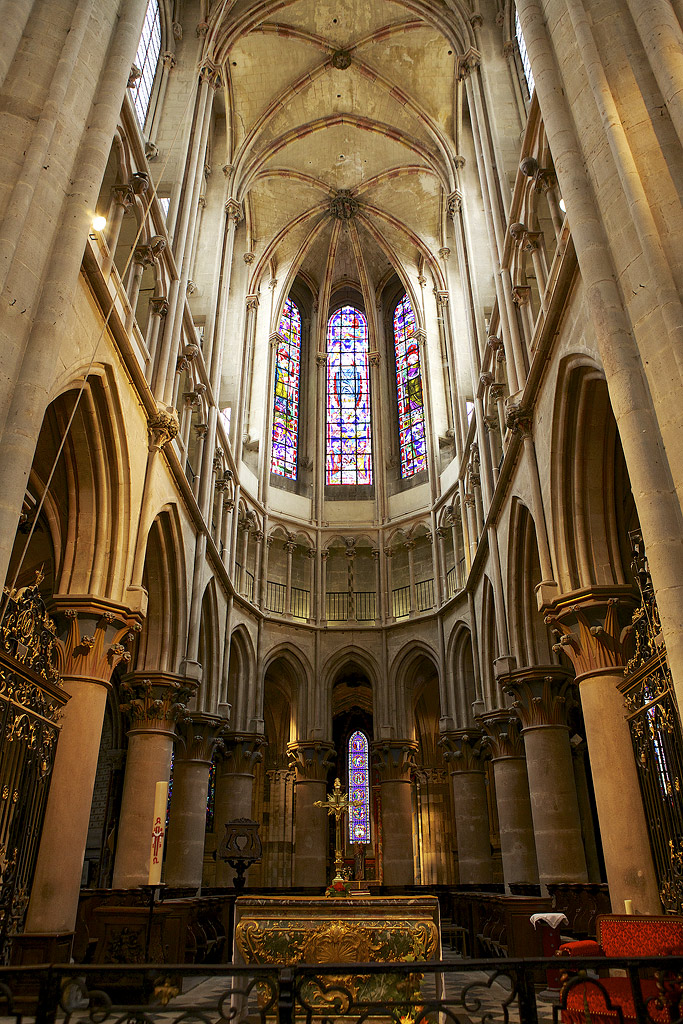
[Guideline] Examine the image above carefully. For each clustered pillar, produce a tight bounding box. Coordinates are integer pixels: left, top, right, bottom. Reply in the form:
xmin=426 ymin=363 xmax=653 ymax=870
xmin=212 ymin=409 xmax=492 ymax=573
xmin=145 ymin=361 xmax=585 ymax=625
xmin=288 ymin=741 xmax=336 ymax=887
xmin=372 ymin=740 xmax=418 ymax=885
xmin=213 ymin=732 xmax=264 ymax=885
xmin=441 ymin=730 xmax=493 ymax=885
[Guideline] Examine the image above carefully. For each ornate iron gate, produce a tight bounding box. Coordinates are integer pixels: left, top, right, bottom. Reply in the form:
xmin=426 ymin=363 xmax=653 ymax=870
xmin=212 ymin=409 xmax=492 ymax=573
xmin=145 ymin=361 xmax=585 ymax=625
xmin=0 ymin=574 xmax=67 ymax=959
xmin=621 ymin=534 xmax=683 ymax=913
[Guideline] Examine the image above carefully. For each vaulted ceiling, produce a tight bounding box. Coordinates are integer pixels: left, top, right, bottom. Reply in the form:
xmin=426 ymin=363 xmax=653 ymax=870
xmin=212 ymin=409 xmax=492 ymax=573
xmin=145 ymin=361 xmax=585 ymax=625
xmin=205 ymin=0 xmax=477 ymax=320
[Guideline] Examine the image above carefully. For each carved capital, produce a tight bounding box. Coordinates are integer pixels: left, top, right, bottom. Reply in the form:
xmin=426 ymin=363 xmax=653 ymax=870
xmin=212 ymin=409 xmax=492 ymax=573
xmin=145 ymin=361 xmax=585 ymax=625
xmin=148 ymin=405 xmax=179 ymax=452
xmin=110 ymin=183 xmax=135 ymax=209
xmin=489 ymin=384 xmax=505 ymax=403
xmin=435 ymin=290 xmax=449 ymax=307
xmin=225 ymin=198 xmax=242 ymax=224
xmin=503 ymin=667 xmax=576 ymax=730
xmin=175 ymin=713 xmax=223 ymax=763
xmin=505 ymin=403 xmax=533 ymax=438
xmin=523 ymin=230 xmax=542 ymax=254
xmin=246 ymin=293 xmax=259 ymax=312
xmin=150 ymin=296 xmax=169 ymax=318
xmin=438 ymin=247 xmax=451 ymax=262
xmin=176 ymin=342 xmax=199 ymax=374
xmin=194 ymin=422 xmax=208 ymax=441
xmin=509 ymin=221 xmax=527 ymax=245
xmin=372 ymin=740 xmax=418 ymax=781
xmin=512 ymin=285 xmax=531 ymax=307
xmin=128 ymin=64 xmax=141 ymax=88
xmin=119 ymin=672 xmax=195 ymax=731
xmin=440 ymin=729 xmax=488 ymax=772
xmin=447 ymin=190 xmax=462 ymax=217
xmin=544 ymin=591 xmax=637 ymax=678
xmin=479 ymin=710 xmax=525 ymax=759
xmin=216 ymin=732 xmax=265 ymax=774
xmin=162 ymin=51 xmax=176 ymax=70
xmin=243 ymin=251 xmax=255 ymax=264
xmin=316 ymin=354 xmax=328 ymax=367
xmin=368 ymin=351 xmax=380 ymax=367
xmin=199 ymin=61 xmax=221 ymax=89
xmin=456 ymin=47 xmax=481 ymax=80
xmin=287 ymin=741 xmax=336 ymax=782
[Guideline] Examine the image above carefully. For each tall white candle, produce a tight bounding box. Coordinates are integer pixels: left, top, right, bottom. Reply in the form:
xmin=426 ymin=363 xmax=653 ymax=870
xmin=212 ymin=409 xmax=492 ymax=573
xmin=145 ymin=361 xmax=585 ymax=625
xmin=148 ymin=781 xmax=168 ymax=885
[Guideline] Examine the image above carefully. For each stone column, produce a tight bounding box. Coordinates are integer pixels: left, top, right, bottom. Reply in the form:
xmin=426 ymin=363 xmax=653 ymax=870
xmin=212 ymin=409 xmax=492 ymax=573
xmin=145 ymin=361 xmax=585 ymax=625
xmin=25 ymin=603 xmax=139 ymax=936
xmin=288 ymin=742 xmax=336 ymax=887
xmin=284 ymin=536 xmax=295 ymax=616
xmin=307 ymin=547 xmax=316 ymax=621
xmin=165 ymin=713 xmax=223 ymax=889
xmin=213 ymin=732 xmax=264 ymax=885
xmin=480 ymin=710 xmax=539 ymax=887
xmin=103 ymin=182 xmax=134 ymax=278
xmin=405 ymin=539 xmax=417 ymax=615
xmin=441 ymin=730 xmax=493 ymax=884
xmin=372 ymin=740 xmax=418 ymax=885
xmin=546 ymin=594 xmax=660 ymax=912
xmin=320 ymin=548 xmax=329 ymax=622
xmin=505 ymin=668 xmax=588 ymax=888
xmin=372 ymin=548 xmax=381 ymax=622
xmin=112 ymin=673 xmax=194 ymax=888
xmin=145 ymin=295 xmax=169 ymax=373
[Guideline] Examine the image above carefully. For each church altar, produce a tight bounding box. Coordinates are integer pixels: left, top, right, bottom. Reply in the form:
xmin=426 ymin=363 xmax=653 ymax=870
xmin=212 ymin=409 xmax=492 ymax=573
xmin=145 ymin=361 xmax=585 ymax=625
xmin=233 ymin=894 xmax=441 ymax=1009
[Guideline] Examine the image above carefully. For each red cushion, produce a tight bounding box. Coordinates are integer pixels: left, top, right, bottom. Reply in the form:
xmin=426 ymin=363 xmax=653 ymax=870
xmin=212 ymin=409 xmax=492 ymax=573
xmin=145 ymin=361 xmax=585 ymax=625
xmin=562 ymin=978 xmax=675 ymax=1024
xmin=558 ymin=940 xmax=605 ymax=957
xmin=599 ymin=917 xmax=683 ymax=958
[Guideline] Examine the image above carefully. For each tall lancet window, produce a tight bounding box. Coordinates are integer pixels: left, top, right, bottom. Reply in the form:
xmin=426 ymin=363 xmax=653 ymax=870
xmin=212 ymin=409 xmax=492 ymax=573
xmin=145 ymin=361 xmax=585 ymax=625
xmin=348 ymin=731 xmax=370 ymax=844
xmin=326 ymin=306 xmax=372 ymax=485
xmin=393 ymin=292 xmax=427 ymax=477
xmin=515 ymin=9 xmax=535 ymax=98
xmin=132 ymin=0 xmax=162 ymax=128
xmin=271 ymin=299 xmax=302 ymax=479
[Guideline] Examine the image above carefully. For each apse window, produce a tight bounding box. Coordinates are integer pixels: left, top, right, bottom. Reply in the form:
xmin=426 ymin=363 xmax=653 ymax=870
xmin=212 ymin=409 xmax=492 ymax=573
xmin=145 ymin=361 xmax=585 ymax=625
xmin=348 ymin=730 xmax=371 ymax=844
xmin=326 ymin=306 xmax=372 ymax=485
xmin=131 ymin=0 xmax=161 ymax=128
xmin=393 ymin=293 xmax=426 ymax=477
xmin=515 ymin=10 xmax=535 ymax=98
xmin=271 ymin=299 xmax=302 ymax=480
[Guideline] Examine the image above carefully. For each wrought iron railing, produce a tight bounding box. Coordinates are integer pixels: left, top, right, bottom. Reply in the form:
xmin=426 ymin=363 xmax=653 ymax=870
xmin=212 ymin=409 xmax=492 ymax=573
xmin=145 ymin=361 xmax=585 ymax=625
xmin=355 ymin=591 xmax=376 ymax=621
xmin=416 ymin=577 xmax=434 ymax=611
xmin=291 ymin=587 xmax=309 ymax=620
xmin=266 ymin=580 xmax=285 ymax=614
xmin=392 ymin=584 xmax=410 ymax=619
xmin=1 ymin=957 xmax=682 ymax=1024
xmin=235 ymin=563 xmax=254 ymax=603
xmin=326 ymin=592 xmax=349 ymax=621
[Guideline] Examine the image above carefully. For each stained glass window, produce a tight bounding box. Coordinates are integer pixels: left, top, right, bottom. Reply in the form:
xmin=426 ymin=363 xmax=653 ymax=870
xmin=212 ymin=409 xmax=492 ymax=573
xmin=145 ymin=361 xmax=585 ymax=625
xmin=132 ymin=0 xmax=161 ymax=128
xmin=348 ymin=730 xmax=370 ymax=845
xmin=271 ymin=299 xmax=302 ymax=479
xmin=393 ymin=293 xmax=427 ymax=477
xmin=326 ymin=306 xmax=372 ymax=485
xmin=515 ymin=10 xmax=535 ymax=97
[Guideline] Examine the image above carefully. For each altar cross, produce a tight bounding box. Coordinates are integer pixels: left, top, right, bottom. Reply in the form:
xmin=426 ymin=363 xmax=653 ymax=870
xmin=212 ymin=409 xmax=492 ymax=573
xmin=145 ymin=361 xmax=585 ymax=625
xmin=314 ymin=777 xmax=353 ymax=882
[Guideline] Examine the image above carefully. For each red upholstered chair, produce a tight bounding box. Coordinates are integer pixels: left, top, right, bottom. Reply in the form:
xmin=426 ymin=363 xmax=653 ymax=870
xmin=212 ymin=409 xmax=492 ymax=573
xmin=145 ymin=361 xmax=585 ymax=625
xmin=558 ymin=915 xmax=683 ymax=1024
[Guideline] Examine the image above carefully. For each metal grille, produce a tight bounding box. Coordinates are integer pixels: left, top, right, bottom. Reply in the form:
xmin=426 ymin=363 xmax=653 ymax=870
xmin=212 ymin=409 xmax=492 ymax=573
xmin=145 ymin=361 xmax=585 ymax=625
xmin=392 ymin=585 xmax=410 ymax=619
xmin=0 ymin=578 xmax=66 ymax=960
xmin=355 ymin=592 xmax=376 ymax=621
xmin=266 ymin=581 xmax=285 ymax=614
xmin=622 ymin=532 xmax=683 ymax=913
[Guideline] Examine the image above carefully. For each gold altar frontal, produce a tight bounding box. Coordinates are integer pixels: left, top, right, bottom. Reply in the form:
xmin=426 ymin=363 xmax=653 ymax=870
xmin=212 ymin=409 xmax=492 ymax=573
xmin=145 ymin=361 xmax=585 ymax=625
xmin=234 ymin=895 xmax=441 ymax=1016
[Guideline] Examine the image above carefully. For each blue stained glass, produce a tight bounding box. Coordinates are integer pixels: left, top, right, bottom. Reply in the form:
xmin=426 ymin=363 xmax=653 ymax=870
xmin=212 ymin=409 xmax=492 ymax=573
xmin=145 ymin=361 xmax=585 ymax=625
xmin=271 ymin=299 xmax=301 ymax=479
xmin=348 ymin=730 xmax=370 ymax=844
xmin=393 ymin=293 xmax=427 ymax=478
xmin=326 ymin=306 xmax=372 ymax=485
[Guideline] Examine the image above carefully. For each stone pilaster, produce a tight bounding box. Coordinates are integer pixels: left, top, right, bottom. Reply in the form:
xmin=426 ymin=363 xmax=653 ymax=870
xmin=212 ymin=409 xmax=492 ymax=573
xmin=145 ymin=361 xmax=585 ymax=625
xmin=26 ymin=601 xmax=140 ymax=935
xmin=165 ymin=713 xmax=223 ymax=888
xmin=504 ymin=667 xmax=587 ymax=887
xmin=288 ymin=741 xmax=336 ymax=886
xmin=372 ymin=740 xmax=418 ymax=885
xmin=441 ymin=730 xmax=493 ymax=884
xmin=112 ymin=672 xmax=195 ymax=888
xmin=213 ymin=732 xmax=264 ymax=884
xmin=545 ymin=591 xmax=660 ymax=912
xmin=480 ymin=710 xmax=538 ymax=886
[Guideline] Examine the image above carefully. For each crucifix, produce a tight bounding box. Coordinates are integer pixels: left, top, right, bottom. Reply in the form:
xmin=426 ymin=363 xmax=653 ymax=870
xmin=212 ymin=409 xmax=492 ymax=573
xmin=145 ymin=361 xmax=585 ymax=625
xmin=314 ymin=777 xmax=353 ymax=882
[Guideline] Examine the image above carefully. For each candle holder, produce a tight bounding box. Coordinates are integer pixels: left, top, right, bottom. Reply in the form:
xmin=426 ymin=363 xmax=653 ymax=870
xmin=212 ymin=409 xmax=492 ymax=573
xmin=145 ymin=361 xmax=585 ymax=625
xmin=217 ymin=818 xmax=262 ymax=890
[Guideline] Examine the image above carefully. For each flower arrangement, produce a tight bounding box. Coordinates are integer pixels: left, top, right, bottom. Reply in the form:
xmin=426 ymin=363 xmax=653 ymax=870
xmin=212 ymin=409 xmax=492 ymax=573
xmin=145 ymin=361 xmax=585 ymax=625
xmin=324 ymin=878 xmax=352 ymax=897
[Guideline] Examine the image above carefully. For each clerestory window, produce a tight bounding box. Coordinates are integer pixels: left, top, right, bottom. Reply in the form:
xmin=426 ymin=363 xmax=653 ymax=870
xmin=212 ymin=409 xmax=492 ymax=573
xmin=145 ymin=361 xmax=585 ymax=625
xmin=515 ymin=9 xmax=535 ymax=98
xmin=132 ymin=0 xmax=162 ymax=129
xmin=348 ymin=730 xmax=371 ymax=844
xmin=326 ymin=306 xmax=372 ymax=485
xmin=271 ymin=299 xmax=302 ymax=480
xmin=393 ymin=292 xmax=426 ymax=478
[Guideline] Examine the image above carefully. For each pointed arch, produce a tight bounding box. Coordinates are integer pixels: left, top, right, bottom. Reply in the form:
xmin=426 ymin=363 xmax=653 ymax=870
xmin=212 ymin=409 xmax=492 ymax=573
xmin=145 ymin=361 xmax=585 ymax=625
xmin=198 ymin=578 xmax=221 ymax=711
xmin=507 ymin=499 xmax=554 ymax=668
xmin=135 ymin=505 xmax=187 ymax=675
